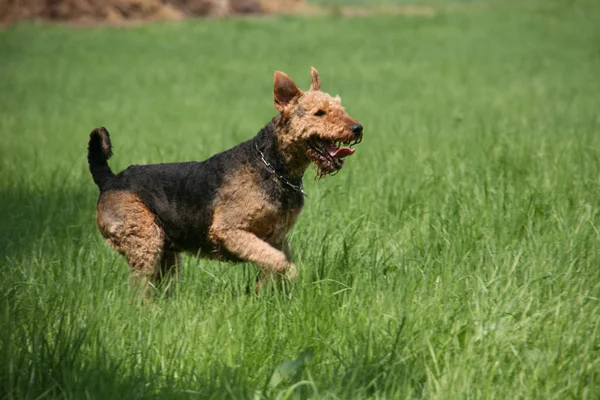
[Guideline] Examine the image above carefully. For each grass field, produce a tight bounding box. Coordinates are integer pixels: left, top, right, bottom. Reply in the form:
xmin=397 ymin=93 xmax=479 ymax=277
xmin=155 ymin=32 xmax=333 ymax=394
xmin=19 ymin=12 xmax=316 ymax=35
xmin=1 ymin=0 xmax=600 ymax=398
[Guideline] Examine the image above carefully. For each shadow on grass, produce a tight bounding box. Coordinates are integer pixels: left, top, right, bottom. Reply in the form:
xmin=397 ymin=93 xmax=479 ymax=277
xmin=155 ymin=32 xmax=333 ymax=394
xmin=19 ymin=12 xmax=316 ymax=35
xmin=1 ymin=315 xmax=254 ymax=399
xmin=2 ymin=306 xmax=425 ymax=399
xmin=0 ymin=184 xmax=426 ymax=398
xmin=0 ymin=185 xmax=269 ymax=398
xmin=0 ymin=183 xmax=99 ymax=264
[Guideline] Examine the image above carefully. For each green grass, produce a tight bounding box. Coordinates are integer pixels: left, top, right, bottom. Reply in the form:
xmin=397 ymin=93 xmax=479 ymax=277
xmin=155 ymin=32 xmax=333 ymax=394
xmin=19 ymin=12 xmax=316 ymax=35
xmin=1 ymin=1 xmax=600 ymax=398
xmin=309 ymin=0 xmax=519 ymax=7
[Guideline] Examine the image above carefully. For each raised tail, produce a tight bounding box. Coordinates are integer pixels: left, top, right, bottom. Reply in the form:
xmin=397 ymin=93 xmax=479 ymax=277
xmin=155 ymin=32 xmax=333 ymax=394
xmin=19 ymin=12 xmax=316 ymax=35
xmin=88 ymin=127 xmax=115 ymax=191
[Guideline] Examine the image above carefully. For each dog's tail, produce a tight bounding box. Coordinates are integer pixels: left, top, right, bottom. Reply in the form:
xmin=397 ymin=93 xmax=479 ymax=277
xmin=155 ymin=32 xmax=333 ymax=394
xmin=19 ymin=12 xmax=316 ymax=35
xmin=88 ymin=127 xmax=115 ymax=191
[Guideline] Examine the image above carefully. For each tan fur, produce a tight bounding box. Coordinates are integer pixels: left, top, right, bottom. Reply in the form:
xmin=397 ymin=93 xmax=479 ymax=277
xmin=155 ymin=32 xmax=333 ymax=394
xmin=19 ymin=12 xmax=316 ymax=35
xmin=206 ymin=69 xmax=358 ymax=285
xmin=209 ymin=166 xmax=300 ymax=281
xmin=274 ymin=71 xmax=302 ymax=112
xmin=272 ymin=68 xmax=360 ymax=177
xmin=309 ymin=66 xmax=321 ymax=91
xmin=96 ymin=191 xmax=170 ymax=297
xmin=91 ymin=67 xmax=361 ymax=296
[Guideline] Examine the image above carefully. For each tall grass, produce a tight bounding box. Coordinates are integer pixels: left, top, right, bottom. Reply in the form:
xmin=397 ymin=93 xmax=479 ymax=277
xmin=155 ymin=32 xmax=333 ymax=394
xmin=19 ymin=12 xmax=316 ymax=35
xmin=1 ymin=1 xmax=599 ymax=398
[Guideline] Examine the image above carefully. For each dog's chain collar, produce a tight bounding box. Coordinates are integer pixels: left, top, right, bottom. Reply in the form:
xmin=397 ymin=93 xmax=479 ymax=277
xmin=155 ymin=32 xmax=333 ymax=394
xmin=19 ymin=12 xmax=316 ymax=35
xmin=255 ymin=143 xmax=307 ymax=197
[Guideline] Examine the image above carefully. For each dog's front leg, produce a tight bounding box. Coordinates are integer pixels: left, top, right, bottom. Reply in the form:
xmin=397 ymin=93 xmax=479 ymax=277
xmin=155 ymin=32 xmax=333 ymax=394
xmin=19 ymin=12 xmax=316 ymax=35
xmin=282 ymin=240 xmax=293 ymax=262
xmin=212 ymin=228 xmax=298 ymax=280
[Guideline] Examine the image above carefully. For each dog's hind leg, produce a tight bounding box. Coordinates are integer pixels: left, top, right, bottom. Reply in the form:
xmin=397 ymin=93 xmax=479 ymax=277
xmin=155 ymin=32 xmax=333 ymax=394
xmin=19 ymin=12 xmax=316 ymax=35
xmin=155 ymin=250 xmax=182 ymax=296
xmin=96 ymin=191 xmax=166 ymax=299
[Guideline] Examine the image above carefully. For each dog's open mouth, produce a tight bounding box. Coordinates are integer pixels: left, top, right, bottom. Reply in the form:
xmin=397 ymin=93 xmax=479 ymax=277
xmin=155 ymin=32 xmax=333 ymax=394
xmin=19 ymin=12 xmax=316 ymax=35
xmin=307 ymin=137 xmax=360 ymax=177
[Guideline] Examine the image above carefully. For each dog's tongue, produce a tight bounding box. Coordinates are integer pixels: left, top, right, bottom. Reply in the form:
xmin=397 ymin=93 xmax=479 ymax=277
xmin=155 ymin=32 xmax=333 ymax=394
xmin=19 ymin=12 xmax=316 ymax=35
xmin=328 ymin=147 xmax=356 ymax=159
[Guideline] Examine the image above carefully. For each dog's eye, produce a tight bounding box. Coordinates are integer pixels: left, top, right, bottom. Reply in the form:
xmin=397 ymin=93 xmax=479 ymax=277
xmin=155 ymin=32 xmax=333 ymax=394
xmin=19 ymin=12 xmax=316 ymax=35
xmin=314 ymin=110 xmax=326 ymax=117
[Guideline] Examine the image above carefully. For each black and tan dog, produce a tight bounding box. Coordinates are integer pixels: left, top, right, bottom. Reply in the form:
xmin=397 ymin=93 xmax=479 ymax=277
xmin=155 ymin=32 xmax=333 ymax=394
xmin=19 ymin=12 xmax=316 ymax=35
xmin=88 ymin=67 xmax=363 ymax=295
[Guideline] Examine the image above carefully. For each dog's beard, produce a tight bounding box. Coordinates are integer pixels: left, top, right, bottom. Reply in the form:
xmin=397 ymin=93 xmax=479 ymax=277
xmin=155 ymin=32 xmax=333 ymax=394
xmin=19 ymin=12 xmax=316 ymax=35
xmin=307 ymin=149 xmax=340 ymax=178
xmin=306 ymin=138 xmax=358 ymax=178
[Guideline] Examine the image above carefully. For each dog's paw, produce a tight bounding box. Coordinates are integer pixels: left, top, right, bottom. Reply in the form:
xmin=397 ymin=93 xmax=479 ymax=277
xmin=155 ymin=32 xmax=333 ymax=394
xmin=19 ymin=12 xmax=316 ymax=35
xmin=285 ymin=263 xmax=298 ymax=280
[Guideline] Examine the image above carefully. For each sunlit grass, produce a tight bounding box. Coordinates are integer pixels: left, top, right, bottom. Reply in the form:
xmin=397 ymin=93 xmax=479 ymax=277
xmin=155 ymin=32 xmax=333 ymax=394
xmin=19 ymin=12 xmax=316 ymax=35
xmin=1 ymin=1 xmax=599 ymax=398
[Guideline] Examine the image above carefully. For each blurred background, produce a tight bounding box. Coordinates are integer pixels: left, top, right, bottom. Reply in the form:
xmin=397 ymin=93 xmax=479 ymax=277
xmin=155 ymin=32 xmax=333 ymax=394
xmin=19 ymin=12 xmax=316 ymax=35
xmin=1 ymin=0 xmax=507 ymax=24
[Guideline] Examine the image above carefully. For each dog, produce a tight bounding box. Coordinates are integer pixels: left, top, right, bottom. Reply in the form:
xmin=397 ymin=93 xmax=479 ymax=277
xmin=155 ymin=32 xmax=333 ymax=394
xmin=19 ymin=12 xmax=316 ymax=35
xmin=87 ymin=67 xmax=363 ymax=295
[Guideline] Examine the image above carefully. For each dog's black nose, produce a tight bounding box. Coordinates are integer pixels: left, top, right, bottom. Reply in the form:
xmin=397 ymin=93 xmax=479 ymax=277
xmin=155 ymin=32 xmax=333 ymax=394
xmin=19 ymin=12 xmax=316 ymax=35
xmin=351 ymin=124 xmax=363 ymax=136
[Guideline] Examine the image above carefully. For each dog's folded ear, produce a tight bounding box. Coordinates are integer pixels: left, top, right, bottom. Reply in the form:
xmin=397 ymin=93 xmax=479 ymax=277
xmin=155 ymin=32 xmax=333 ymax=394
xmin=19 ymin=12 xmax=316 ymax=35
xmin=274 ymin=71 xmax=302 ymax=111
xmin=309 ymin=66 xmax=321 ymax=91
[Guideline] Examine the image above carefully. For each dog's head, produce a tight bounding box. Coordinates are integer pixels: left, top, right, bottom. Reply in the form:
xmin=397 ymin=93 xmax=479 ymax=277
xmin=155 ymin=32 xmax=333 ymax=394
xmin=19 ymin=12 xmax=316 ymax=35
xmin=273 ymin=67 xmax=363 ymax=178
